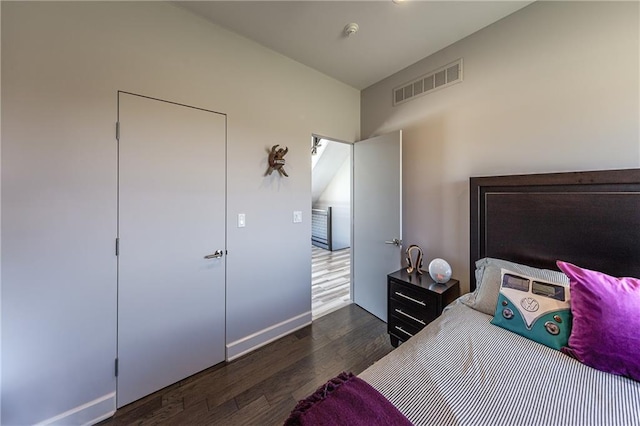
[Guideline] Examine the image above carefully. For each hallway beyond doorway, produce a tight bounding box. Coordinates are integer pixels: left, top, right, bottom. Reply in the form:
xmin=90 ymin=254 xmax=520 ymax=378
xmin=311 ymin=246 xmax=351 ymax=319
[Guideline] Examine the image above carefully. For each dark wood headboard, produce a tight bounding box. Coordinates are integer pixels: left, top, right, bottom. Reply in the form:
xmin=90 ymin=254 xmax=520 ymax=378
xmin=469 ymin=169 xmax=640 ymax=291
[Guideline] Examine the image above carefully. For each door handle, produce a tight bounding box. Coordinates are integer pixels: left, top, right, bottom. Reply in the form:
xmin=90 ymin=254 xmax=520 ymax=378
xmin=204 ymin=250 xmax=224 ymax=259
xmin=384 ymin=238 xmax=402 ymax=247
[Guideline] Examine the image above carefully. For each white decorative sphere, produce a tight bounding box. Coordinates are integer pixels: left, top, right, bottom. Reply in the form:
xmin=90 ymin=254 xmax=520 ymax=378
xmin=428 ymin=258 xmax=452 ymax=283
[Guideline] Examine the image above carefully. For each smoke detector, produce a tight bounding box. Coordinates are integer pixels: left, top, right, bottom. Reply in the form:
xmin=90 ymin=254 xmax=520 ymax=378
xmin=344 ymin=23 xmax=359 ymax=37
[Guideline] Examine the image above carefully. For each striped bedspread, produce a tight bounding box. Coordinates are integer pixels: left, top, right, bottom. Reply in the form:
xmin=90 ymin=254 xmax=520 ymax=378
xmin=360 ymin=297 xmax=640 ymax=426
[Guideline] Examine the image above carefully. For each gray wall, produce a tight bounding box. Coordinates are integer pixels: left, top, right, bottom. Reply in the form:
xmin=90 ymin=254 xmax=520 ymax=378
xmin=1 ymin=2 xmax=359 ymax=424
xmin=361 ymin=1 xmax=639 ymax=293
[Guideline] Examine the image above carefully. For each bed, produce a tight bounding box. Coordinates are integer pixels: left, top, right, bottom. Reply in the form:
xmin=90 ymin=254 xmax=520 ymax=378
xmin=286 ymin=168 xmax=640 ymax=426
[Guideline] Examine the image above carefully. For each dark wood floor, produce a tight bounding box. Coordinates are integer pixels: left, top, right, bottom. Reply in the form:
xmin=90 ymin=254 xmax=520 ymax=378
xmin=98 ymin=304 xmax=394 ymax=425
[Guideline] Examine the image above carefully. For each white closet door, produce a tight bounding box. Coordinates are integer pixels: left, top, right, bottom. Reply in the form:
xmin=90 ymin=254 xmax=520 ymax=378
xmin=117 ymin=93 xmax=226 ymax=407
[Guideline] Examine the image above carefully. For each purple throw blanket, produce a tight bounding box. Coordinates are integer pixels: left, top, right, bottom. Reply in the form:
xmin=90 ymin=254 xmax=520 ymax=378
xmin=284 ymin=372 xmax=413 ymax=426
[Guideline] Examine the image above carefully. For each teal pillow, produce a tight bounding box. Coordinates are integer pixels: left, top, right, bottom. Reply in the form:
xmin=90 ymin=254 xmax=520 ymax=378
xmin=491 ymin=268 xmax=572 ymax=350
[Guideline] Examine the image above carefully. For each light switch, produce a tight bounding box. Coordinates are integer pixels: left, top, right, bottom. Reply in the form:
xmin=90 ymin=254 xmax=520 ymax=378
xmin=238 ymin=213 xmax=246 ymax=228
xmin=293 ymin=211 xmax=302 ymax=223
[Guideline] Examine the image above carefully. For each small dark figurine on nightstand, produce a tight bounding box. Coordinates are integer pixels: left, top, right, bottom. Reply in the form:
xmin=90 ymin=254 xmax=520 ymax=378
xmin=405 ymin=245 xmax=424 ymax=275
xmin=387 ymin=269 xmax=460 ymax=347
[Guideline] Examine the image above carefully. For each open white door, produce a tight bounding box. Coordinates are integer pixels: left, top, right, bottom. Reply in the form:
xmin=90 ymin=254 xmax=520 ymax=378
xmin=353 ymin=131 xmax=402 ymax=322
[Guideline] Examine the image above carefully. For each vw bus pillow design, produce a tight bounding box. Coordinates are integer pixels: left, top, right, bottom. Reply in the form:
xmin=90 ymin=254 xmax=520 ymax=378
xmin=491 ymin=268 xmax=571 ymax=350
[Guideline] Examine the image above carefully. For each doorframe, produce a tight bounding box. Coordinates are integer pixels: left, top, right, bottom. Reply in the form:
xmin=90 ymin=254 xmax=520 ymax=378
xmin=310 ymin=133 xmax=355 ymax=315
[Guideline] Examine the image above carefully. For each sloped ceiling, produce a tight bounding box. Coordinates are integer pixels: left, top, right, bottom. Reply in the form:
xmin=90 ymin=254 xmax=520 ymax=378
xmin=312 ymin=141 xmax=350 ymax=204
xmin=174 ymin=1 xmax=533 ymax=90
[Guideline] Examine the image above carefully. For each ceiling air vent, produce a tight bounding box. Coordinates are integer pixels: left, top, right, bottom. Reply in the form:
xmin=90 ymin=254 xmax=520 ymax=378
xmin=393 ymin=59 xmax=463 ymax=106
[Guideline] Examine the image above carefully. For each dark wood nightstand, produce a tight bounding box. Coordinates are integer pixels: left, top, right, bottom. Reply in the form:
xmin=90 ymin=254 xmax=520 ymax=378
xmin=387 ymin=269 xmax=460 ymax=347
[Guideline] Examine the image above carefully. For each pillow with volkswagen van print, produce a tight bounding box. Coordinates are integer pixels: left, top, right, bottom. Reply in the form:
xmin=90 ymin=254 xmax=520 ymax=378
xmin=491 ymin=268 xmax=571 ymax=350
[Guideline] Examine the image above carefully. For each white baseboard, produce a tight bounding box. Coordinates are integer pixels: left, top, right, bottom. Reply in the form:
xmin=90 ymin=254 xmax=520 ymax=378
xmin=31 ymin=313 xmax=312 ymax=425
xmin=35 ymin=392 xmax=116 ymax=426
xmin=226 ymin=311 xmax=312 ymax=361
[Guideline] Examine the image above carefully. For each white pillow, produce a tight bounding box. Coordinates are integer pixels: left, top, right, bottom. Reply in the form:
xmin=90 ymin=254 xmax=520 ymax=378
xmin=462 ymin=257 xmax=569 ymax=316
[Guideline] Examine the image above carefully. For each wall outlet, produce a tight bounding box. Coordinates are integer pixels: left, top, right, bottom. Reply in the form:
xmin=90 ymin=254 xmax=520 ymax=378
xmin=293 ymin=211 xmax=302 ymax=223
xmin=238 ymin=213 xmax=246 ymax=228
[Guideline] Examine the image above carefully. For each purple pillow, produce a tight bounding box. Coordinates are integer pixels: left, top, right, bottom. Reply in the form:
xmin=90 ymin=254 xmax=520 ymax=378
xmin=557 ymin=261 xmax=640 ymax=382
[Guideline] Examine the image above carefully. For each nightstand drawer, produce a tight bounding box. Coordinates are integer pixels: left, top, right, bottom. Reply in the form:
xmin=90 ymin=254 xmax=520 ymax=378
xmin=389 ymin=280 xmax=432 ymax=308
xmin=389 ymin=315 xmax=423 ymax=340
xmin=389 ymin=300 xmax=436 ymax=327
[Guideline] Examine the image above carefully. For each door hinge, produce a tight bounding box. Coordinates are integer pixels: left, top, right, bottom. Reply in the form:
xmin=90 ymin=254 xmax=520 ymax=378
xmin=115 ymin=238 xmax=119 ymax=256
xmin=115 ymin=358 xmax=119 ymax=377
xmin=116 ymin=122 xmax=120 ymax=141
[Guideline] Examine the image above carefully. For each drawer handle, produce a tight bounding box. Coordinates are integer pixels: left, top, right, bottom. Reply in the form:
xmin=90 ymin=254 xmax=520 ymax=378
xmin=395 ymin=326 xmax=413 ymax=338
xmin=394 ymin=291 xmax=426 ymax=306
xmin=395 ymin=308 xmax=426 ymax=325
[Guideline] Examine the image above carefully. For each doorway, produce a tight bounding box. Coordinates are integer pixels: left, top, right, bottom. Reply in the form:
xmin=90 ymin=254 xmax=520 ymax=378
xmin=311 ymin=136 xmax=352 ymax=319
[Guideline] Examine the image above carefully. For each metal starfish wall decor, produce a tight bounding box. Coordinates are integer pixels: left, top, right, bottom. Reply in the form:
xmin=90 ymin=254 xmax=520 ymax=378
xmin=266 ymin=144 xmax=289 ymax=177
